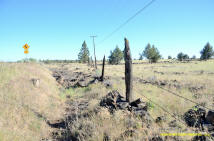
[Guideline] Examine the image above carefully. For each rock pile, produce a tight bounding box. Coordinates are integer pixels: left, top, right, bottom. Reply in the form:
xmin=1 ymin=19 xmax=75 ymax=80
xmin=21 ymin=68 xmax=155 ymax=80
xmin=184 ymin=105 xmax=206 ymax=128
xmin=184 ymin=105 xmax=214 ymax=136
xmin=100 ymin=90 xmax=151 ymax=122
xmin=206 ymin=111 xmax=214 ymax=125
xmin=100 ymin=90 xmax=126 ymax=112
xmin=51 ymin=69 xmax=98 ymax=88
xmin=51 ymin=68 xmax=112 ymax=89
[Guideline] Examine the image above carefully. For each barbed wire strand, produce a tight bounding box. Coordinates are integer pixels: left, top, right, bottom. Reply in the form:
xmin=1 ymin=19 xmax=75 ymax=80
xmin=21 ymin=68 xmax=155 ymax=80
xmin=136 ymin=78 xmax=213 ymax=111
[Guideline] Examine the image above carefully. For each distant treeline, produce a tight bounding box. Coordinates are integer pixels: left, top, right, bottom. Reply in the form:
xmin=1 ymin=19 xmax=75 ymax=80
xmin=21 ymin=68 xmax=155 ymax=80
xmin=41 ymin=59 xmax=77 ymax=64
xmin=17 ymin=58 xmax=78 ymax=64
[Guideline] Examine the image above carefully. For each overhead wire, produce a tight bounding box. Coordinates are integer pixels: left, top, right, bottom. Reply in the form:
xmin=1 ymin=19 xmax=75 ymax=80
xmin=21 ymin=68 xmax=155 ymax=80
xmin=97 ymin=0 xmax=157 ymax=46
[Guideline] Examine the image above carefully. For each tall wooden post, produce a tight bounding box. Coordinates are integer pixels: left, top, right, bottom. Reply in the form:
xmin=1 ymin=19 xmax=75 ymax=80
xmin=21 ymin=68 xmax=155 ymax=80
xmin=124 ymin=38 xmax=133 ymax=103
xmin=101 ymin=55 xmax=105 ymax=81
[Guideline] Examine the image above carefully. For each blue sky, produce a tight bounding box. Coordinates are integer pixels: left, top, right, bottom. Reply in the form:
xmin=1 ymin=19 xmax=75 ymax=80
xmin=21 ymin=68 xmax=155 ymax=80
xmin=0 ymin=0 xmax=214 ymax=61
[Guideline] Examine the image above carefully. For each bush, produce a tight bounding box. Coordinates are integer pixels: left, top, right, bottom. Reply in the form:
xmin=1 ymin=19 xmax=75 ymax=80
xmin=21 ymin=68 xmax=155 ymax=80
xmin=200 ymin=42 xmax=214 ymax=60
xmin=141 ymin=43 xmax=161 ymax=63
xmin=108 ymin=45 xmax=123 ymax=65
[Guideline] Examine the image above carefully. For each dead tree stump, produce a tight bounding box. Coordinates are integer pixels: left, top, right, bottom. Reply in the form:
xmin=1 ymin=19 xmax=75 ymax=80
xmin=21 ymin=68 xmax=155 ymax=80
xmin=124 ymin=38 xmax=133 ymax=103
xmin=100 ymin=55 xmax=105 ymax=81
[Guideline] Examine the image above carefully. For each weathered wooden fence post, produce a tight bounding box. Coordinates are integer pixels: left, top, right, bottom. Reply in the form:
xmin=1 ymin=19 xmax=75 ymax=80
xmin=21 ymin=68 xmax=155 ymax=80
xmin=124 ymin=38 xmax=133 ymax=103
xmin=100 ymin=55 xmax=105 ymax=81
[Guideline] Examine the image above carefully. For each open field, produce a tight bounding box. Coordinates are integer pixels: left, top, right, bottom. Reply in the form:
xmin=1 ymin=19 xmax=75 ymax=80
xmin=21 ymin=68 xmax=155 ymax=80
xmin=44 ymin=59 xmax=214 ymax=140
xmin=0 ymin=59 xmax=214 ymax=140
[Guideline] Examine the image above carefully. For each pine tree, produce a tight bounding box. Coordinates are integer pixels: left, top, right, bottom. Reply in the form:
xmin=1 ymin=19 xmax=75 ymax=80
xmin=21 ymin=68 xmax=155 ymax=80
xmin=108 ymin=45 xmax=124 ymax=64
xmin=177 ymin=52 xmax=189 ymax=61
xmin=78 ymin=41 xmax=90 ymax=63
xmin=142 ymin=43 xmax=161 ymax=63
xmin=200 ymin=42 xmax=214 ymax=60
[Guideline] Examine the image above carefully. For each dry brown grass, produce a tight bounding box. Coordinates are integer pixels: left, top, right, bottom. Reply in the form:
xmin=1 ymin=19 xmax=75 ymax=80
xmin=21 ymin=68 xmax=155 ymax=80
xmin=1 ymin=59 xmax=213 ymax=140
xmin=0 ymin=62 xmax=64 ymax=141
xmin=50 ymin=59 xmax=214 ymax=140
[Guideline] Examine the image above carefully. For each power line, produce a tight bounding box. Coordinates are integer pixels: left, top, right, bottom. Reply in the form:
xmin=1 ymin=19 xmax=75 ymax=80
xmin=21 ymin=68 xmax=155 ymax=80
xmin=98 ymin=0 xmax=157 ymax=45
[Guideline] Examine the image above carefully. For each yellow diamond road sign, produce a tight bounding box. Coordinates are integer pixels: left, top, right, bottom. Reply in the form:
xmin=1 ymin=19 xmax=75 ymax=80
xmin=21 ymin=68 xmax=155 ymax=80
xmin=23 ymin=43 xmax=30 ymax=54
xmin=23 ymin=43 xmax=30 ymax=49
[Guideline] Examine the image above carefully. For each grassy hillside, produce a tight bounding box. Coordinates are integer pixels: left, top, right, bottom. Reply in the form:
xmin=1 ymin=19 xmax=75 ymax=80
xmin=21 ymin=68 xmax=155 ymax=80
xmin=0 ymin=63 xmax=63 ymax=141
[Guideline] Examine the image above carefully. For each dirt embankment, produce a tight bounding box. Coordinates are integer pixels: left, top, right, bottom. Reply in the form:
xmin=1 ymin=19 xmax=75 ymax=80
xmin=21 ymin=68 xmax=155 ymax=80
xmin=0 ymin=63 xmax=63 ymax=141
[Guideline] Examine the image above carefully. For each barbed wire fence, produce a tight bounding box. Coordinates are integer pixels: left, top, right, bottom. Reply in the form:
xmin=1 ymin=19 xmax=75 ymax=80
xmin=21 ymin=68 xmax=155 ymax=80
xmin=132 ymin=76 xmax=214 ymax=140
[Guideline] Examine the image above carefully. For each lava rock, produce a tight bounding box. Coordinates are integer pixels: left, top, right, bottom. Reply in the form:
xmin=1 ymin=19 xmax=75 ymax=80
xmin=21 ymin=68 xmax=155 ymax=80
xmin=130 ymin=98 xmax=144 ymax=107
xmin=100 ymin=90 xmax=124 ymax=111
xmin=206 ymin=111 xmax=214 ymax=125
xmin=184 ymin=106 xmax=206 ymax=128
xmin=117 ymin=102 xmax=129 ymax=110
xmin=150 ymin=136 xmax=163 ymax=141
xmin=155 ymin=116 xmax=166 ymax=123
xmin=192 ymin=135 xmax=212 ymax=141
xmin=47 ymin=119 xmax=66 ymax=129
